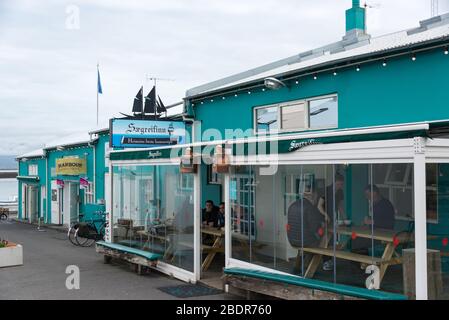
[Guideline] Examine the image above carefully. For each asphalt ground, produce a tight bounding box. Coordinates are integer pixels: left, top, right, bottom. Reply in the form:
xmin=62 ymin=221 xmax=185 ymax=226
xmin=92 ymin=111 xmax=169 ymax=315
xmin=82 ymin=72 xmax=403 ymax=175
xmin=0 ymin=220 xmax=236 ymax=300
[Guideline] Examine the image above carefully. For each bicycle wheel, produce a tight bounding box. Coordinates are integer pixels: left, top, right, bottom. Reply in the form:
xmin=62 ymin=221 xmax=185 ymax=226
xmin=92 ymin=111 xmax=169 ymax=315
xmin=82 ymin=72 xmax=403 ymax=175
xmin=75 ymin=227 xmax=96 ymax=247
xmin=67 ymin=226 xmax=79 ymax=246
xmin=0 ymin=213 xmax=7 ymax=221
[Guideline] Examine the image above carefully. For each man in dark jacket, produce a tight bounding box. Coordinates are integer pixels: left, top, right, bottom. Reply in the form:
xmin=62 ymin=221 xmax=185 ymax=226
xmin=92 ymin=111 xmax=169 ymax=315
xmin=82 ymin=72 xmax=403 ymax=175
xmin=202 ymin=200 xmax=219 ymax=227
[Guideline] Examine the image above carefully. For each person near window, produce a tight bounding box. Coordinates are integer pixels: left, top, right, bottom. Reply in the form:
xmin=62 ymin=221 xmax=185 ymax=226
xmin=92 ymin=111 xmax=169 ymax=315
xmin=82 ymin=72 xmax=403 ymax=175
xmin=214 ymin=202 xmax=225 ymax=229
xmin=317 ymin=174 xmax=345 ymax=224
xmin=351 ymin=185 xmax=396 ymax=256
xmin=202 ymin=200 xmax=219 ymax=227
xmin=318 ymin=174 xmax=345 ymax=271
xmin=363 ymin=184 xmax=395 ymax=230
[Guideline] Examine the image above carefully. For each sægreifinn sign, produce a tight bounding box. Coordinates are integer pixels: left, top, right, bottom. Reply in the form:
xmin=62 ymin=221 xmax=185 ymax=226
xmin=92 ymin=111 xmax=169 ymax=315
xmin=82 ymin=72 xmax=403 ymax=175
xmin=110 ymin=119 xmax=186 ymax=149
xmin=55 ymin=158 xmax=87 ymax=175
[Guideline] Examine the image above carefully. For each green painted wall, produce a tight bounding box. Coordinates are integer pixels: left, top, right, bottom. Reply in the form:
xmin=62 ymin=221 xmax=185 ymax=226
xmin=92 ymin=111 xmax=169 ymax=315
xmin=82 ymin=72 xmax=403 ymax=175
xmin=191 ymin=47 xmax=449 ymax=141
xmin=94 ymin=132 xmax=110 ymax=202
xmin=46 ymin=145 xmax=94 ymax=223
xmin=346 ymin=1 xmax=365 ymax=32
xmin=17 ymin=157 xmax=46 ymax=220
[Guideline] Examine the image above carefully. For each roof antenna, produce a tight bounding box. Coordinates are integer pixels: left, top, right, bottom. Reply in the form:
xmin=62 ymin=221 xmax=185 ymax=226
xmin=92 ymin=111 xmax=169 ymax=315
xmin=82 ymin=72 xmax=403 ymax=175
xmin=363 ymin=1 xmax=381 ymax=34
xmin=431 ymin=0 xmax=439 ymax=17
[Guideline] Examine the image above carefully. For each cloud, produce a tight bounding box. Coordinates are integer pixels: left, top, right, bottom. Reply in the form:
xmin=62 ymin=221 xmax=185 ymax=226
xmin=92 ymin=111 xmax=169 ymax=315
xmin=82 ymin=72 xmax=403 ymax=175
xmin=0 ymin=0 xmax=431 ymax=155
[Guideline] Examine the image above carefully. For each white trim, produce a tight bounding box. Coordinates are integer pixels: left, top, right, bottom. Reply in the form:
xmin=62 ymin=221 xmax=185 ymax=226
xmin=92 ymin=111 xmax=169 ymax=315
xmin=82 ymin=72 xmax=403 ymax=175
xmin=253 ymin=94 xmax=338 ymax=135
xmin=106 ymin=162 xmax=113 ymax=243
xmin=231 ymin=138 xmax=417 ymax=165
xmin=194 ymin=165 xmax=201 ymax=280
xmin=151 ymin=261 xmax=196 ymax=284
xmin=224 ymin=174 xmax=231 ymax=267
xmin=227 ymin=258 xmax=296 ymax=278
xmin=111 ymin=159 xmax=181 ymax=167
xmin=108 ymin=123 xmax=430 ymax=155
xmin=414 ymin=137 xmax=428 ymax=300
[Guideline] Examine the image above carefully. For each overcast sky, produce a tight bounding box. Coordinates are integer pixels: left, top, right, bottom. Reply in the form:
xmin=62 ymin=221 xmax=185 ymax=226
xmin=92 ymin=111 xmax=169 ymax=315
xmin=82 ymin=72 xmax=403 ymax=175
xmin=0 ymin=0 xmax=438 ymax=156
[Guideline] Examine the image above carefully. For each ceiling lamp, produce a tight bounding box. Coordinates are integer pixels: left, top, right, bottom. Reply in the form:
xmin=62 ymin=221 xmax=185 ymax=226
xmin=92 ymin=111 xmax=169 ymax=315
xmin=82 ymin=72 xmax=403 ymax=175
xmin=264 ymin=77 xmax=287 ymax=90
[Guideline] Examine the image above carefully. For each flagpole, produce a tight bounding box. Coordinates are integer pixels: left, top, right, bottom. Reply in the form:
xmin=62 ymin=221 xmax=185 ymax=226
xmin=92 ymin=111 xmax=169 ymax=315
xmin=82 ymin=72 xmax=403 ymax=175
xmin=154 ymin=78 xmax=157 ymax=120
xmin=96 ymin=63 xmax=99 ymax=126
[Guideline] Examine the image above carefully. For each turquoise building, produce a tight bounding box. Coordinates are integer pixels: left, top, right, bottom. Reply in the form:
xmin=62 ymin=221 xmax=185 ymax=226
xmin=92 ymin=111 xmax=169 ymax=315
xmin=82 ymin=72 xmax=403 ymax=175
xmin=16 ymin=128 xmax=110 ymax=226
xmin=107 ymin=2 xmax=449 ymax=300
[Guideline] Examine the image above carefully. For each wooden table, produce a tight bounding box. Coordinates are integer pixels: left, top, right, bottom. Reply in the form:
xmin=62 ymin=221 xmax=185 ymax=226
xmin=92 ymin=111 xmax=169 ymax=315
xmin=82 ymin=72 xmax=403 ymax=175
xmin=201 ymin=226 xmax=225 ymax=272
xmin=298 ymin=225 xmax=411 ymax=284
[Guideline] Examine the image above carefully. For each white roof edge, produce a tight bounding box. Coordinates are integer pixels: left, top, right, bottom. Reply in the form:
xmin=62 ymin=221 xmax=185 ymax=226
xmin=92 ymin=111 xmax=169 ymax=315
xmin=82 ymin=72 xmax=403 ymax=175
xmin=16 ymin=148 xmax=45 ymax=159
xmin=110 ymin=121 xmax=431 ymax=156
xmin=186 ymin=13 xmax=449 ymax=99
xmin=88 ymin=127 xmax=109 ymax=135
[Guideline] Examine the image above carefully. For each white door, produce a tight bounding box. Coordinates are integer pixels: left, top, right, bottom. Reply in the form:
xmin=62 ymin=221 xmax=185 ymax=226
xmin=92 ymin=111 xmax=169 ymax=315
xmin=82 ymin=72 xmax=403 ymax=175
xmin=41 ymin=186 xmax=46 ymax=223
xmin=27 ymin=186 xmax=38 ymax=223
xmin=51 ymin=181 xmax=61 ymax=225
xmin=69 ymin=183 xmax=79 ymax=225
xmin=22 ymin=184 xmax=27 ymax=220
xmin=63 ymin=183 xmax=79 ymax=226
xmin=105 ymin=173 xmax=110 ymax=214
xmin=62 ymin=182 xmax=79 ymax=226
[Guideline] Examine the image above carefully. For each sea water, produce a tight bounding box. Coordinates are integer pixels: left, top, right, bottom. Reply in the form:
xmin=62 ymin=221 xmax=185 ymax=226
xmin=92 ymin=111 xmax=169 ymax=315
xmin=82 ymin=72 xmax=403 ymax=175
xmin=0 ymin=178 xmax=17 ymax=200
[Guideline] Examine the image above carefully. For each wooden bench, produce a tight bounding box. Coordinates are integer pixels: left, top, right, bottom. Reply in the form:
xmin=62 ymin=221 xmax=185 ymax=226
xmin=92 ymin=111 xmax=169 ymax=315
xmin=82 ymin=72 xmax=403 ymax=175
xmin=96 ymin=241 xmax=162 ymax=274
xmin=223 ymin=268 xmax=408 ymax=300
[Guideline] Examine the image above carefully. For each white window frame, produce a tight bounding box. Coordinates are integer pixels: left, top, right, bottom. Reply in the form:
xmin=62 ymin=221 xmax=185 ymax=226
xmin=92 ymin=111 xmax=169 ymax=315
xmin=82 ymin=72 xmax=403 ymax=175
xmin=28 ymin=164 xmax=38 ymax=176
xmin=84 ymin=182 xmax=95 ymax=204
xmin=253 ymin=94 xmax=338 ymax=134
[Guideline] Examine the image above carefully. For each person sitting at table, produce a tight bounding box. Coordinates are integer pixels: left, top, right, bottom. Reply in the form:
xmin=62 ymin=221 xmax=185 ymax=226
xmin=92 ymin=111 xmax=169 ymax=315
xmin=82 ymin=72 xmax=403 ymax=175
xmin=363 ymin=184 xmax=395 ymax=230
xmin=351 ymin=184 xmax=396 ymax=255
xmin=287 ymin=188 xmax=325 ymax=251
xmin=202 ymin=200 xmax=219 ymax=227
xmin=317 ymin=174 xmax=345 ymax=271
xmin=214 ymin=202 xmax=225 ymax=229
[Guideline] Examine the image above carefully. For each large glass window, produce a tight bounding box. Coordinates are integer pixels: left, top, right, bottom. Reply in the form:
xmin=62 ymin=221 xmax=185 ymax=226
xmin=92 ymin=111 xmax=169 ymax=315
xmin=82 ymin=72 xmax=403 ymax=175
xmin=426 ymin=163 xmax=449 ymax=299
xmin=28 ymin=164 xmax=38 ymax=176
xmin=254 ymin=95 xmax=338 ymax=134
xmin=281 ymin=103 xmax=307 ymax=131
xmin=309 ymin=96 xmax=338 ymax=129
xmin=256 ymin=106 xmax=278 ymax=133
xmin=230 ymin=163 xmax=415 ymax=296
xmin=112 ymin=164 xmax=194 ymax=272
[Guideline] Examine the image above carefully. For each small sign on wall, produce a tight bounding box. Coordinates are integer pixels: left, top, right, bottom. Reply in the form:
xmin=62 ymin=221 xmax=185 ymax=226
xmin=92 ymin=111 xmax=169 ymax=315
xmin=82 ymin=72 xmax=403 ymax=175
xmin=56 ymin=158 xmax=87 ymax=176
xmin=110 ymin=118 xmax=186 ymax=149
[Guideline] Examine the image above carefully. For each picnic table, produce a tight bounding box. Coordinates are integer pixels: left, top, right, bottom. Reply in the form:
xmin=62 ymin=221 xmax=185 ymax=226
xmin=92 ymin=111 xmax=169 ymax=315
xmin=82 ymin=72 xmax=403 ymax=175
xmin=201 ymin=226 xmax=225 ymax=271
xmin=297 ymin=225 xmax=410 ymax=284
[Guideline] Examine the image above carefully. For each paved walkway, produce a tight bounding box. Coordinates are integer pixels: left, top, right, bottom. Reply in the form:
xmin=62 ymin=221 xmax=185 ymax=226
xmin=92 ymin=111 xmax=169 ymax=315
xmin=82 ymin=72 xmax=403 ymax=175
xmin=0 ymin=220 xmax=235 ymax=300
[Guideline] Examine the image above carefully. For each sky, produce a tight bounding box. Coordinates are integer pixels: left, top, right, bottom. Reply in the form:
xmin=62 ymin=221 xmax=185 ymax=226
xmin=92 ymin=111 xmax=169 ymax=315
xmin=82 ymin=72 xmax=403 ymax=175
xmin=0 ymin=0 xmax=439 ymax=156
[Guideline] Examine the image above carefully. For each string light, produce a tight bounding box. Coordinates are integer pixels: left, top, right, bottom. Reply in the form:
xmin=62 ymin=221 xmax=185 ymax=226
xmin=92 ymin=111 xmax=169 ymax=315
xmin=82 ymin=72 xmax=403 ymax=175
xmin=313 ymin=74 xmax=318 ymax=80
xmin=201 ymin=101 xmax=204 ymax=105
xmin=356 ymin=65 xmax=361 ymax=72
xmin=333 ymin=70 xmax=338 ymax=76
xmin=382 ymin=59 xmax=387 ymax=67
xmin=295 ymin=80 xmax=299 ymax=84
xmin=248 ymin=91 xmax=251 ymax=94
xmin=445 ymin=47 xmax=449 ymax=55
xmin=412 ymin=53 xmax=417 ymax=61
xmin=210 ymin=99 xmax=214 ymax=102
xmin=262 ymin=88 xmax=266 ymax=91
xmin=234 ymin=94 xmax=238 ymax=97
xmin=222 ymin=97 xmax=226 ymax=100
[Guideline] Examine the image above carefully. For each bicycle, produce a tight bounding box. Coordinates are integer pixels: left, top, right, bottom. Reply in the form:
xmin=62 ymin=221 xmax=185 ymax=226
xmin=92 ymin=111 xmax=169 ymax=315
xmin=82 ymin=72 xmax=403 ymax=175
xmin=67 ymin=211 xmax=107 ymax=247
